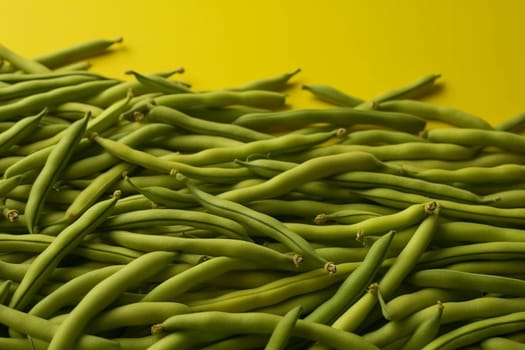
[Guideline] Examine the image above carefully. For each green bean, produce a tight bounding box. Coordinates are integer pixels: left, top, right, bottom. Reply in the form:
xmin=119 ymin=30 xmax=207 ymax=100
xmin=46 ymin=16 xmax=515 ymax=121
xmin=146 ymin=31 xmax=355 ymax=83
xmin=154 ymin=89 xmax=286 ymax=109
xmin=199 ymin=335 xmax=270 ymax=350
xmin=416 ymin=242 xmax=525 ymax=268
xmin=385 ymin=287 xmax=477 ymax=321
xmin=427 ymin=128 xmax=525 ymax=153
xmin=64 ymin=162 xmax=134 ymax=221
xmin=387 ymin=151 xmax=525 ymax=171
xmin=53 ymin=60 xmax=92 ymax=71
xmin=446 ymin=261 xmax=525 ymax=276
xmin=226 ymin=68 xmax=301 ymax=91
xmin=88 ymin=301 xmax=190 ymax=334
xmin=221 ymin=151 xmax=401 ymax=203
xmin=181 ymin=106 xmax=271 ymax=123
xmin=124 ymin=178 xmax=196 ymax=209
xmin=180 ymin=176 xmax=333 ymax=271
xmin=107 ymin=230 xmax=297 ymax=270
xmin=126 ymin=69 xmax=192 ymax=94
xmin=9 ymin=192 xmax=120 ymax=311
xmin=352 ymin=187 xmax=525 ymax=227
xmin=285 ymin=203 xmax=432 ymax=242
xmin=0 ymin=279 xmax=12 ymax=304
xmin=422 ymin=311 xmax=525 ymax=350
xmin=154 ymin=310 xmax=380 ymax=350
xmin=147 ymin=105 xmax=273 ymax=142
xmin=314 ymin=209 xmax=381 ymax=225
xmin=24 ymin=114 xmax=89 ymax=233
xmin=404 ymin=163 xmax=525 ymax=186
xmin=151 ymin=127 xmax=341 ymax=166
xmin=264 ymin=305 xmax=302 ymax=350
xmin=86 ymin=68 xmax=184 ymax=107
xmin=485 ymin=189 xmax=525 ymax=208
xmin=377 ymin=99 xmax=492 ymax=129
xmin=0 ymin=304 xmax=120 ymax=350
xmin=481 ymin=337 xmax=525 ymax=350
xmin=408 ymin=269 xmax=525 ymax=296
xmin=284 ymin=142 xmax=477 ymax=162
xmin=0 ymin=70 xmax=108 ymax=82
xmin=343 ymin=129 xmax=427 ymax=145
xmin=0 ymin=79 xmax=117 ymax=121
xmin=47 ymin=250 xmax=175 ymax=350
xmin=155 ymin=133 xmax=244 ymax=152
xmin=363 ymin=298 xmax=525 ymax=348
xmin=0 ymin=109 xmax=46 ymax=155
xmin=0 ymin=75 xmax=100 ymax=102
xmin=0 ymin=174 xmax=24 ymax=199
xmin=92 ymin=134 xmax=254 ymax=183
xmin=50 ymin=101 xmax=104 ymax=119
xmin=19 ymin=124 xmax=69 ymax=144
xmin=103 ymin=209 xmax=250 ymax=240
xmin=333 ymin=171 xmax=493 ymax=204
xmin=145 ymin=331 xmax=225 ymax=350
xmin=62 ymin=123 xmax=174 ymax=179
xmin=302 ymin=84 xmax=364 ymax=107
xmin=187 ymin=262 xmax=358 ymax=313
xmin=233 ymin=107 xmax=426 ymax=133
xmin=495 ymin=109 xmax=525 ymax=132
xmin=34 ymin=37 xmax=123 ymax=69
xmin=330 ymin=205 xmax=439 ymax=331
xmin=400 ymin=301 xmax=443 ymax=350
xmin=0 ymin=44 xmax=50 ymax=73
xmin=306 ymin=230 xmax=394 ymax=325
xmin=114 ymin=174 xmax=184 ymax=194
xmin=28 ymin=265 xmax=123 ymax=319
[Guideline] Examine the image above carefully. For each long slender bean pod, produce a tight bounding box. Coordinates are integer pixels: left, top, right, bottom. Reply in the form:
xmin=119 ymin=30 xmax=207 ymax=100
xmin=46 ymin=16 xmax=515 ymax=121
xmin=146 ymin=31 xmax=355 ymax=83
xmin=400 ymin=301 xmax=443 ymax=350
xmin=226 ymin=68 xmax=301 ymax=91
xmin=47 ymin=250 xmax=175 ymax=350
xmin=302 ymin=84 xmax=364 ymax=106
xmin=0 ymin=44 xmax=50 ymax=73
xmin=9 ymin=192 xmax=120 ymax=311
xmin=24 ymin=114 xmax=89 ymax=233
xmin=154 ymin=90 xmax=286 ymax=109
xmin=264 ymin=305 xmax=302 ymax=350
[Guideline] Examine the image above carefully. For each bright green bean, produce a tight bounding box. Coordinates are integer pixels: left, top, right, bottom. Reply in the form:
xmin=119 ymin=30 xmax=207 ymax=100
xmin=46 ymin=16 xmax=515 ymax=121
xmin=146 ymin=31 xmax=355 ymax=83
xmin=126 ymin=69 xmax=192 ymax=94
xmin=180 ymin=176 xmax=333 ymax=271
xmin=481 ymin=337 xmax=525 ymax=350
xmin=233 ymin=107 xmax=426 ymax=133
xmin=343 ymin=129 xmax=426 ymax=145
xmin=264 ymin=305 xmax=302 ymax=350
xmin=0 ymin=109 xmax=46 ymax=155
xmin=0 ymin=44 xmax=50 ymax=73
xmin=408 ymin=269 xmax=525 ymax=296
xmin=107 ymin=230 xmax=296 ymax=270
xmin=0 ymin=80 xmax=117 ymax=121
xmin=377 ymin=99 xmax=492 ymax=129
xmin=147 ymin=105 xmax=273 ymax=142
xmin=24 ymin=114 xmax=89 ymax=233
xmin=302 ymin=84 xmax=364 ymax=107
xmin=427 ymin=128 xmax=525 ymax=153
xmin=226 ymin=68 xmax=301 ymax=91
xmin=154 ymin=89 xmax=286 ymax=109
xmin=47 ymin=250 xmax=175 ymax=350
xmin=9 ymin=192 xmax=120 ymax=311
xmin=400 ymin=302 xmax=443 ymax=350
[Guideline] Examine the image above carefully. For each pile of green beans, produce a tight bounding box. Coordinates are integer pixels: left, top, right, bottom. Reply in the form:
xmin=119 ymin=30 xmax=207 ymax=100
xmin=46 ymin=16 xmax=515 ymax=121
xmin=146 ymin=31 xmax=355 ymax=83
xmin=0 ymin=38 xmax=525 ymax=350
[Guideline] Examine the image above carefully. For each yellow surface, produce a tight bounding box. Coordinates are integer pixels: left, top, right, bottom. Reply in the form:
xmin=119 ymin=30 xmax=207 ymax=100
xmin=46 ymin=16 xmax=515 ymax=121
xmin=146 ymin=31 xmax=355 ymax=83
xmin=3 ymin=0 xmax=525 ymax=126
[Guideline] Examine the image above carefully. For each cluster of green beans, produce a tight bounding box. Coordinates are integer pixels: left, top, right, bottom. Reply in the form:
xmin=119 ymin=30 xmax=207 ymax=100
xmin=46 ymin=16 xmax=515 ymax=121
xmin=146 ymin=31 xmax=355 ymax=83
xmin=0 ymin=37 xmax=524 ymax=350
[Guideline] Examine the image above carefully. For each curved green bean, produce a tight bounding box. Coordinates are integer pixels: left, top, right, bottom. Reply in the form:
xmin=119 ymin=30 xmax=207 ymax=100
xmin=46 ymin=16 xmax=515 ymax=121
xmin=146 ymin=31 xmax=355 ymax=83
xmin=264 ymin=305 xmax=302 ymax=350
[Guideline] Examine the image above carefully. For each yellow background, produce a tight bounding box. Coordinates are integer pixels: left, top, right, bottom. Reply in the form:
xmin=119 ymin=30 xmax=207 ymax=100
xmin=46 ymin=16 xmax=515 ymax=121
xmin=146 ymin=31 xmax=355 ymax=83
xmin=3 ymin=0 xmax=525 ymax=126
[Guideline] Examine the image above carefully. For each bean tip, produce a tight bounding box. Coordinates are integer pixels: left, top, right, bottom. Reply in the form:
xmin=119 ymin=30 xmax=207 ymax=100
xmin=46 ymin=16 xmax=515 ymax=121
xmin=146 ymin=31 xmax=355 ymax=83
xmin=292 ymin=254 xmax=304 ymax=267
xmin=424 ymin=201 xmax=439 ymax=214
xmin=113 ymin=189 xmax=122 ymax=199
xmin=313 ymin=213 xmax=327 ymax=225
xmin=325 ymin=262 xmax=337 ymax=274
xmin=150 ymin=324 xmax=164 ymax=335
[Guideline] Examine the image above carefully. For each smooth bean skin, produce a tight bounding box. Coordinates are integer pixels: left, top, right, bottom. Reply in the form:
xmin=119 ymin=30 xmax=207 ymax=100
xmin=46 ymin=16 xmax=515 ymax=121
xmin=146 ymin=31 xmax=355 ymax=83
xmin=0 ymin=80 xmax=118 ymax=121
xmin=9 ymin=193 xmax=119 ymax=311
xmin=377 ymin=99 xmax=493 ymax=129
xmin=220 ymin=151 xmax=401 ymax=203
xmin=233 ymin=107 xmax=426 ymax=133
xmin=0 ymin=43 xmax=51 ymax=73
xmin=47 ymin=251 xmax=175 ymax=350
xmin=107 ymin=231 xmax=297 ymax=271
xmin=264 ymin=305 xmax=302 ymax=350
xmin=181 ymin=176 xmax=332 ymax=271
xmin=306 ymin=230 xmax=394 ymax=325
xmin=155 ymin=311 xmax=380 ymax=350
xmin=400 ymin=302 xmax=443 ymax=350
xmin=126 ymin=69 xmax=192 ymax=94
xmin=147 ymin=105 xmax=273 ymax=142
xmin=226 ymin=68 xmax=300 ymax=91
xmin=408 ymin=269 xmax=525 ymax=296
xmin=154 ymin=89 xmax=286 ymax=109
xmin=302 ymin=84 xmax=364 ymax=107
xmin=343 ymin=129 xmax=426 ymax=145
xmin=427 ymin=128 xmax=525 ymax=154
xmin=481 ymin=337 xmax=525 ymax=350
xmin=0 ymin=304 xmax=120 ymax=350
xmin=422 ymin=311 xmax=525 ymax=350
xmin=24 ymin=114 xmax=89 ymax=233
